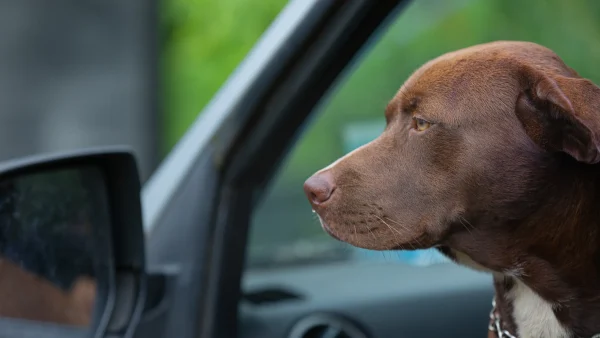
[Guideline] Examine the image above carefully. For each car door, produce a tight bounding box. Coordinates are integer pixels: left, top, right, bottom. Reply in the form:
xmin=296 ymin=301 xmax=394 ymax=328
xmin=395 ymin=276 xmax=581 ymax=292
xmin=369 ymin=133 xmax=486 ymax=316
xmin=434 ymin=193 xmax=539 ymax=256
xmin=135 ymin=1 xmax=407 ymax=338
xmin=135 ymin=1 xmax=600 ymax=338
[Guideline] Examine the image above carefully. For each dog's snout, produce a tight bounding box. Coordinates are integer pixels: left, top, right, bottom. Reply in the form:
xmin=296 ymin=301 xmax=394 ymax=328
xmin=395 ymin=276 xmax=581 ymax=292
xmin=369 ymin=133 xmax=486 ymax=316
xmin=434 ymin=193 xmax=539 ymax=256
xmin=304 ymin=171 xmax=336 ymax=206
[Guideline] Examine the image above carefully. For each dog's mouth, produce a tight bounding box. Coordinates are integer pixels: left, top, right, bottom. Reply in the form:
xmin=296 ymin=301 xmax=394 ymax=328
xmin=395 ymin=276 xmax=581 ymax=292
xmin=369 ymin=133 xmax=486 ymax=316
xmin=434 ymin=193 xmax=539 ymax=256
xmin=313 ymin=207 xmax=438 ymax=251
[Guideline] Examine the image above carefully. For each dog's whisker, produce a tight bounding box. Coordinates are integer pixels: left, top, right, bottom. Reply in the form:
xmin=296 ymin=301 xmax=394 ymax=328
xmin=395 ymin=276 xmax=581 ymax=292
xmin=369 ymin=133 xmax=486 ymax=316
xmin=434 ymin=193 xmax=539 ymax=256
xmin=459 ymin=217 xmax=473 ymax=236
xmin=382 ymin=216 xmax=404 ymax=227
xmin=375 ymin=215 xmax=415 ymax=250
xmin=367 ymin=227 xmax=378 ymax=240
xmin=374 ymin=215 xmax=402 ymax=236
xmin=380 ymin=251 xmax=387 ymax=262
xmin=459 ymin=216 xmax=476 ymax=235
xmin=461 ymin=217 xmax=475 ymax=230
xmin=383 ymin=216 xmax=422 ymax=248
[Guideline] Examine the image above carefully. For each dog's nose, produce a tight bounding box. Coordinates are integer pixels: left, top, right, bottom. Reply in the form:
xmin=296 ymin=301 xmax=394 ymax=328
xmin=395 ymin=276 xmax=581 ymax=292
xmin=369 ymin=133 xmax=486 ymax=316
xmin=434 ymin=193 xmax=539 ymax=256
xmin=304 ymin=171 xmax=336 ymax=205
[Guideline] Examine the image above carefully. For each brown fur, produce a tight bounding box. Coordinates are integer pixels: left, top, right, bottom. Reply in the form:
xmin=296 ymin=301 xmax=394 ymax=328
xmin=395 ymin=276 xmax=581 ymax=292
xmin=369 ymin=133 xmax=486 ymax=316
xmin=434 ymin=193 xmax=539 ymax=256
xmin=304 ymin=41 xmax=600 ymax=337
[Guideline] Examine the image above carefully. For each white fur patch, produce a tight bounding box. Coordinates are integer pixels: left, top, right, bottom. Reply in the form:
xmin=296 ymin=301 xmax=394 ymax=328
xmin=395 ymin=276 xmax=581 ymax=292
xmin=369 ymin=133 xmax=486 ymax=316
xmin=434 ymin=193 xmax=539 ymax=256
xmin=451 ymin=251 xmax=570 ymax=337
xmin=505 ymin=263 xmax=526 ymax=279
xmin=507 ymin=279 xmax=570 ymax=338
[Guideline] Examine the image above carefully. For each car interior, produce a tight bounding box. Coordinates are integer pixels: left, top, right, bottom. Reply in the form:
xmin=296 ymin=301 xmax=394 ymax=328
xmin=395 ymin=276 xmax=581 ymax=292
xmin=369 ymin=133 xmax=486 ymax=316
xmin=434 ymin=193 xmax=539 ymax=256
xmin=1 ymin=1 xmax=600 ymax=338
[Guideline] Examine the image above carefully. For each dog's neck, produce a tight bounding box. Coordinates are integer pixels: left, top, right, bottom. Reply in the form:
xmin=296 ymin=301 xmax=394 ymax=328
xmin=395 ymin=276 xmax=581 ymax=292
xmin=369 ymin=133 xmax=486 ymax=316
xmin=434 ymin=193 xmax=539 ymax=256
xmin=491 ymin=274 xmax=571 ymax=338
xmin=446 ymin=160 xmax=600 ymax=337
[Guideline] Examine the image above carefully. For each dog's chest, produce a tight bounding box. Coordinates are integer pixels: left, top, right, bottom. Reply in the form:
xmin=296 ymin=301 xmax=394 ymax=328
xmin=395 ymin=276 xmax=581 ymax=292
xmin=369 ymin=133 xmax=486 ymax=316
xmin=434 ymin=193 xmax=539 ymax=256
xmin=446 ymin=249 xmax=573 ymax=337
xmin=506 ymin=279 xmax=570 ymax=338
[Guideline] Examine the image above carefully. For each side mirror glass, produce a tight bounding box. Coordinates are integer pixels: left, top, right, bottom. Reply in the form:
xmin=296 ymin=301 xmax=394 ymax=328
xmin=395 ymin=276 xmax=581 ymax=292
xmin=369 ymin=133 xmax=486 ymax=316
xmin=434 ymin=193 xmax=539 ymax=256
xmin=0 ymin=149 xmax=146 ymax=338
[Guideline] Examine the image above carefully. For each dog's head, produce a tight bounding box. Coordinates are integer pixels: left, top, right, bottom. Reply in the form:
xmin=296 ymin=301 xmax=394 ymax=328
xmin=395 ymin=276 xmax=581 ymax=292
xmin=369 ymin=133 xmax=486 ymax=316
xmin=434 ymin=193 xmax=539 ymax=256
xmin=304 ymin=41 xmax=600 ymax=256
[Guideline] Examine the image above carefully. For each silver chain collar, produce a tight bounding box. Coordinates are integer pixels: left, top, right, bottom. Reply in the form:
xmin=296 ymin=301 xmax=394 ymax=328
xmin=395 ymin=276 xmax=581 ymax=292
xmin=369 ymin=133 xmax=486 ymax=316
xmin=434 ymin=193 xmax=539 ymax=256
xmin=488 ymin=297 xmax=600 ymax=338
xmin=489 ymin=298 xmax=517 ymax=338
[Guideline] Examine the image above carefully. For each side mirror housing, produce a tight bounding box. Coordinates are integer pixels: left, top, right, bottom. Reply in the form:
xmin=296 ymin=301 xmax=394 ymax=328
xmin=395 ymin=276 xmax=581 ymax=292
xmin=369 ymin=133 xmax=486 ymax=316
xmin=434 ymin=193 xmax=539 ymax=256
xmin=0 ymin=148 xmax=146 ymax=338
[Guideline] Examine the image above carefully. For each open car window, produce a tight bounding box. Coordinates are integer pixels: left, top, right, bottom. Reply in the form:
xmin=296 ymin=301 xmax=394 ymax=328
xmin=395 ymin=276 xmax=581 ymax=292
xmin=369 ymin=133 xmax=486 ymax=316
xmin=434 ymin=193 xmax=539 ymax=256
xmin=246 ymin=0 xmax=600 ymax=269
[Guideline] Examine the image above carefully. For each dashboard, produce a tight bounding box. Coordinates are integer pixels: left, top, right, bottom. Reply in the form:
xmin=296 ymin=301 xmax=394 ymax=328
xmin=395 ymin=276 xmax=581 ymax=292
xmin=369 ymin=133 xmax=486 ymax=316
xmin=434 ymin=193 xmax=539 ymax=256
xmin=241 ymin=261 xmax=494 ymax=338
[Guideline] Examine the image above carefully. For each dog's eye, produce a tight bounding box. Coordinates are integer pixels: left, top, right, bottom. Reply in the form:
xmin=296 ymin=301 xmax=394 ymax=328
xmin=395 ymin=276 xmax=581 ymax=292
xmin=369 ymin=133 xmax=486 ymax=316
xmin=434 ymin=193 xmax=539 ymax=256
xmin=412 ymin=117 xmax=431 ymax=131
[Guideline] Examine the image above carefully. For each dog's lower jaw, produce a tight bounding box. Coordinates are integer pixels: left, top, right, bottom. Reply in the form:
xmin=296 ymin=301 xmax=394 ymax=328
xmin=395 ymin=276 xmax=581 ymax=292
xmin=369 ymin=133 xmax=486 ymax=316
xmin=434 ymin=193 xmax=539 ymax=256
xmin=445 ymin=248 xmax=494 ymax=273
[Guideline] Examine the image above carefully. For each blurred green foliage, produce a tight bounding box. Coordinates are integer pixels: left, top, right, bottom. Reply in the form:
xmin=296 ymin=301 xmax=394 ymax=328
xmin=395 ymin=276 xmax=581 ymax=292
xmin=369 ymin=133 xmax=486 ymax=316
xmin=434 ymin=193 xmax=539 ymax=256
xmin=160 ymin=0 xmax=287 ymax=154
xmin=161 ymin=0 xmax=600 ymax=265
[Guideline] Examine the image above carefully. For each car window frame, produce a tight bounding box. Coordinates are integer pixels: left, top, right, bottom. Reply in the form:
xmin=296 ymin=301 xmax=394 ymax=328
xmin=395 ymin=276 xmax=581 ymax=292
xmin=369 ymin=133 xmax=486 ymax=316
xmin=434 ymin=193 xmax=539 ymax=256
xmin=137 ymin=1 xmax=410 ymax=338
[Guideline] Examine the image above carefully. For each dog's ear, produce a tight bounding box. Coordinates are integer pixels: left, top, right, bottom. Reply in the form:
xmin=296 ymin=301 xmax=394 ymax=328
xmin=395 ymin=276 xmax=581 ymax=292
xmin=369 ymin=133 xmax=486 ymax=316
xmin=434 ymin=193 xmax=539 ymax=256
xmin=516 ymin=66 xmax=600 ymax=163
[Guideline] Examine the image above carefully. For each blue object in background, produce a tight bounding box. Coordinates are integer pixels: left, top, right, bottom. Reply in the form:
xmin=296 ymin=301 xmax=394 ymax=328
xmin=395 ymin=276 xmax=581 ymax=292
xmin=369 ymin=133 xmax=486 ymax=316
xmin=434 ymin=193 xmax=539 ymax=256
xmin=351 ymin=247 xmax=449 ymax=266
xmin=342 ymin=120 xmax=450 ymax=266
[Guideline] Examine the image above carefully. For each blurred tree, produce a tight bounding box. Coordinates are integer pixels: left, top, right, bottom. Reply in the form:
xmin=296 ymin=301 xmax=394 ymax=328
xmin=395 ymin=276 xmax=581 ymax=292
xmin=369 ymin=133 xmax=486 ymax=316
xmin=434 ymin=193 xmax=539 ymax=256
xmin=160 ymin=0 xmax=287 ymax=155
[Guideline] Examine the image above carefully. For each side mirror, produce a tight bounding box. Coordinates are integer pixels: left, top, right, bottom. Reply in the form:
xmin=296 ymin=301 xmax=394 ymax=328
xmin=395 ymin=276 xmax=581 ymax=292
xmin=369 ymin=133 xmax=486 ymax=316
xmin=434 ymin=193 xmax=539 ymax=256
xmin=0 ymin=148 xmax=146 ymax=338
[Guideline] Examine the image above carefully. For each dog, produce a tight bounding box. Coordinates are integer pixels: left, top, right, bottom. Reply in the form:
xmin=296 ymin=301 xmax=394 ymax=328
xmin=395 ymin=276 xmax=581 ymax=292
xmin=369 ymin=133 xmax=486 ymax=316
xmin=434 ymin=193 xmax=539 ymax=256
xmin=303 ymin=41 xmax=600 ymax=338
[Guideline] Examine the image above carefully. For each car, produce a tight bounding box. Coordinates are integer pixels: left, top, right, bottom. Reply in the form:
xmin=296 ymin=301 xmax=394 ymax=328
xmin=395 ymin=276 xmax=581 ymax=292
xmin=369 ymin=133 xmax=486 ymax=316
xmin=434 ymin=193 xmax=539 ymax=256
xmin=3 ymin=1 xmax=600 ymax=337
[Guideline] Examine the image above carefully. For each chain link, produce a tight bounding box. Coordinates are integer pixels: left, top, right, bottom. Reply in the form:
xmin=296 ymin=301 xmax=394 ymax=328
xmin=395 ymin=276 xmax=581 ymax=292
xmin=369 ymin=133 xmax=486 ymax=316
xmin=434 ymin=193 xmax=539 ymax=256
xmin=488 ymin=298 xmax=517 ymax=338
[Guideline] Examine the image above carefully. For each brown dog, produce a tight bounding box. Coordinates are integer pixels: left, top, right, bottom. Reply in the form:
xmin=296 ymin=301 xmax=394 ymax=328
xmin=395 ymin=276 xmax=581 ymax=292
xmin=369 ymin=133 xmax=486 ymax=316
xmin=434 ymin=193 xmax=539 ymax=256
xmin=304 ymin=41 xmax=600 ymax=338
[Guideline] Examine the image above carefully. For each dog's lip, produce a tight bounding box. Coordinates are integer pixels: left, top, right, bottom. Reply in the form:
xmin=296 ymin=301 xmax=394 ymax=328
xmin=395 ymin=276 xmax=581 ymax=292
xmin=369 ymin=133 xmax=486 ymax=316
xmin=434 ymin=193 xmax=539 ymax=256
xmin=322 ymin=224 xmax=342 ymax=241
xmin=313 ymin=210 xmax=343 ymax=241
